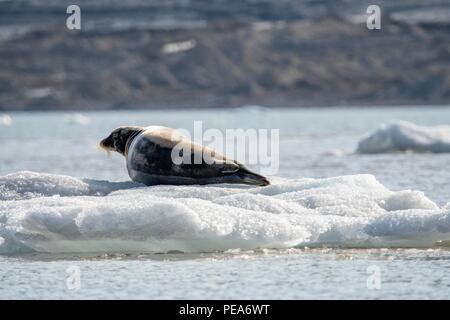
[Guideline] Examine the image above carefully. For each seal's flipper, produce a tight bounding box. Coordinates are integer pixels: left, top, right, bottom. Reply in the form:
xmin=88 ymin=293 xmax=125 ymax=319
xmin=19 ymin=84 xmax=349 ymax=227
xmin=212 ymin=160 xmax=240 ymax=173
xmin=235 ymin=167 xmax=270 ymax=186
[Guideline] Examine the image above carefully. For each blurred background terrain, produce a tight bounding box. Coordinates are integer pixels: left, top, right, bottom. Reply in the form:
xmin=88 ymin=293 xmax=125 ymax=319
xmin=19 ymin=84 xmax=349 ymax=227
xmin=0 ymin=0 xmax=449 ymax=110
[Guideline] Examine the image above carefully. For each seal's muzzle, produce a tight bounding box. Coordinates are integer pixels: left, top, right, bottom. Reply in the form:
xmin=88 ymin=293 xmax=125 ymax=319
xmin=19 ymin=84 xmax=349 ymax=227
xmin=99 ymin=136 xmax=114 ymax=151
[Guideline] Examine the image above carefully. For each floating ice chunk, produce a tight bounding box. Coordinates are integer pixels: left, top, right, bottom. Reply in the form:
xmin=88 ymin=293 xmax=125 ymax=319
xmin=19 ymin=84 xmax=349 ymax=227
xmin=0 ymin=114 xmax=12 ymax=126
xmin=0 ymin=171 xmax=449 ymax=254
xmin=323 ymin=148 xmax=346 ymax=157
xmin=357 ymin=121 xmax=450 ymax=153
xmin=63 ymin=113 xmax=91 ymax=125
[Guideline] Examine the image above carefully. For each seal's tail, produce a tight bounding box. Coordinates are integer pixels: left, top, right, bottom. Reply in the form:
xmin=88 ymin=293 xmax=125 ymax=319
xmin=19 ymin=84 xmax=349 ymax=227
xmin=236 ymin=167 xmax=270 ymax=186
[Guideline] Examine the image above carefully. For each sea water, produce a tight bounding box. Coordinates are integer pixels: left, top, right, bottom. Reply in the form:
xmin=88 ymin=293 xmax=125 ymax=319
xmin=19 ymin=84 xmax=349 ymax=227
xmin=1 ymin=106 xmax=450 ymax=299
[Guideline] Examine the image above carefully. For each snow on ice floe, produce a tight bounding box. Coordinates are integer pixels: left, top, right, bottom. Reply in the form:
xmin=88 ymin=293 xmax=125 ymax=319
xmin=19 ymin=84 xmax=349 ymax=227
xmin=357 ymin=120 xmax=450 ymax=154
xmin=0 ymin=171 xmax=449 ymax=254
xmin=0 ymin=171 xmax=141 ymax=201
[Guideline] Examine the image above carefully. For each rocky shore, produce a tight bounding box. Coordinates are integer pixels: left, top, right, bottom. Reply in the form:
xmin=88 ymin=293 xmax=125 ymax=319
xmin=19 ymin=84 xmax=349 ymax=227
xmin=0 ymin=0 xmax=449 ymax=110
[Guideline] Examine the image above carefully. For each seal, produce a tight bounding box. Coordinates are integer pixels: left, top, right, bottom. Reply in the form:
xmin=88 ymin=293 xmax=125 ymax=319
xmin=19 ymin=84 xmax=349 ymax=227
xmin=99 ymin=126 xmax=270 ymax=186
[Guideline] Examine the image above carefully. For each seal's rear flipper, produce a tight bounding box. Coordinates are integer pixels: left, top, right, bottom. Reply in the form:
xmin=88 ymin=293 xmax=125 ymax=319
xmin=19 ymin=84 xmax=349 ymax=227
xmin=236 ymin=167 xmax=270 ymax=186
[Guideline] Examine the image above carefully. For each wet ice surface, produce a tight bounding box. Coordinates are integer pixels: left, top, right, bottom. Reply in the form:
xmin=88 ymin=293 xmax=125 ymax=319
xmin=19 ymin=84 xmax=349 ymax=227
xmin=1 ymin=107 xmax=450 ymax=299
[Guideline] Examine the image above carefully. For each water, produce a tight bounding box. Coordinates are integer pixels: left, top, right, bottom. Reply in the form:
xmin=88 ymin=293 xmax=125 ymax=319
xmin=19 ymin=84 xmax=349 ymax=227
xmin=2 ymin=249 xmax=450 ymax=299
xmin=1 ymin=106 xmax=450 ymax=299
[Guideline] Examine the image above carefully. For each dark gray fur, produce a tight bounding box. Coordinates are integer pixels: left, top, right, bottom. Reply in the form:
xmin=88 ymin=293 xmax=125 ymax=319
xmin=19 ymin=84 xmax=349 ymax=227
xmin=100 ymin=126 xmax=270 ymax=186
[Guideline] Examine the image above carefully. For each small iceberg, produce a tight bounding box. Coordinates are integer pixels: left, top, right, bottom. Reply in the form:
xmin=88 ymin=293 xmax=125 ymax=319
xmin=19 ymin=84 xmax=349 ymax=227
xmin=63 ymin=113 xmax=91 ymax=126
xmin=357 ymin=121 xmax=450 ymax=154
xmin=0 ymin=114 xmax=12 ymax=126
xmin=1 ymin=171 xmax=449 ymax=254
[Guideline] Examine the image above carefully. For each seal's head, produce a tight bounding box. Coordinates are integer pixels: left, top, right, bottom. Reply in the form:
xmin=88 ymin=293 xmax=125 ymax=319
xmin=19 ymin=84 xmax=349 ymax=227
xmin=100 ymin=126 xmax=143 ymax=156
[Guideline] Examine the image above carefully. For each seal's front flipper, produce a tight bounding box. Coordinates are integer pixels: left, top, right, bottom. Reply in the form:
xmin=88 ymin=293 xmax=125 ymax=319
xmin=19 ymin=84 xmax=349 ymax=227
xmin=212 ymin=160 xmax=240 ymax=173
xmin=212 ymin=160 xmax=270 ymax=186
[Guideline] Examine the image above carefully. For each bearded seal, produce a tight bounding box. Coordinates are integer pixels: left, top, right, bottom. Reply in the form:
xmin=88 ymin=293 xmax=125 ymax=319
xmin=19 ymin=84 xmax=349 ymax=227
xmin=99 ymin=126 xmax=270 ymax=186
